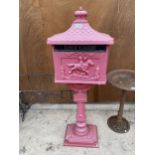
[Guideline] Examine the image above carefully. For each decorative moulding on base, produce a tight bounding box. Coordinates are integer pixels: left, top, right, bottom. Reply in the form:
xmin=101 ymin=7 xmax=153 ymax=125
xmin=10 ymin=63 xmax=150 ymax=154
xmin=64 ymin=124 xmax=99 ymax=148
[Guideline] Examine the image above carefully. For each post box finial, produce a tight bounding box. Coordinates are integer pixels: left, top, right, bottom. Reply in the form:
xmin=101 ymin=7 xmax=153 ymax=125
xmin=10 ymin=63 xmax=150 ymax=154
xmin=74 ymin=6 xmax=87 ymax=20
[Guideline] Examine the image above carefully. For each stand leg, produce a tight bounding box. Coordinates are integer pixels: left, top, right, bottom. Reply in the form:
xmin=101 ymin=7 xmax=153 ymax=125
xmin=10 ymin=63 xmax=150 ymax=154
xmin=107 ymin=90 xmax=130 ymax=133
xmin=117 ymin=90 xmax=127 ymax=121
xmin=64 ymin=84 xmax=98 ymax=147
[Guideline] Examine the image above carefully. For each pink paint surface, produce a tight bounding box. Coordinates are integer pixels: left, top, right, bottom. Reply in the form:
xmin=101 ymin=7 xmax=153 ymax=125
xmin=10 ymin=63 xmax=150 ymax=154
xmin=47 ymin=7 xmax=114 ymax=147
xmin=65 ymin=84 xmax=98 ymax=147
xmin=47 ymin=8 xmax=114 ymax=45
xmin=53 ymin=51 xmax=109 ymax=85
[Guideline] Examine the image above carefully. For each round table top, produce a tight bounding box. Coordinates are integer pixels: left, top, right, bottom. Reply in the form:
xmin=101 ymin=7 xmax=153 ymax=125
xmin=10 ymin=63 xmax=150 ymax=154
xmin=108 ymin=69 xmax=135 ymax=91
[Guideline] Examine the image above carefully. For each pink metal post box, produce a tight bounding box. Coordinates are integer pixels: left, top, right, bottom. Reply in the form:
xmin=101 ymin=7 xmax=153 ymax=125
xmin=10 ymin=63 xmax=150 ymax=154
xmin=47 ymin=7 xmax=114 ymax=148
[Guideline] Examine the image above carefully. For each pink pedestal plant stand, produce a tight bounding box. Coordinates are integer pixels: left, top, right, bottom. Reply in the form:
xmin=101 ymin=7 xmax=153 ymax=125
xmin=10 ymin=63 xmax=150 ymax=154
xmin=47 ymin=7 xmax=114 ymax=147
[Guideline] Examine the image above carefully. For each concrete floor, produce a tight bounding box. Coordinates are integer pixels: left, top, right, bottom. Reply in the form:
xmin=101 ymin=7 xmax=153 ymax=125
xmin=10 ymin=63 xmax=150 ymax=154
xmin=19 ymin=103 xmax=135 ymax=155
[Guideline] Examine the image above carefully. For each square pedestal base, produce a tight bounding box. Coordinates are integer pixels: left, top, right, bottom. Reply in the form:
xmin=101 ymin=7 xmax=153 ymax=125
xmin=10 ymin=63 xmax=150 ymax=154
xmin=64 ymin=124 xmax=98 ymax=148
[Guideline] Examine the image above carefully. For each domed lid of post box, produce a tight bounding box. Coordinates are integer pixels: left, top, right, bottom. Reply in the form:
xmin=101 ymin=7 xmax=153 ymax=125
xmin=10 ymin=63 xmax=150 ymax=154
xmin=47 ymin=7 xmax=114 ymax=45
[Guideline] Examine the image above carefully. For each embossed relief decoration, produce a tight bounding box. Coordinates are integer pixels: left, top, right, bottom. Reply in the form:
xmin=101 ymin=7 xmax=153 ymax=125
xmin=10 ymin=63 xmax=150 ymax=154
xmin=61 ymin=53 xmax=100 ymax=80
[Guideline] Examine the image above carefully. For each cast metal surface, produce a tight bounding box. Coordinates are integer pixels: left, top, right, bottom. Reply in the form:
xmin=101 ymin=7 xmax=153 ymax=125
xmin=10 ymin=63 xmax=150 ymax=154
xmin=107 ymin=116 xmax=130 ymax=133
xmin=108 ymin=69 xmax=135 ymax=91
xmin=64 ymin=84 xmax=98 ymax=147
xmin=107 ymin=69 xmax=135 ymax=133
xmin=47 ymin=7 xmax=114 ymax=147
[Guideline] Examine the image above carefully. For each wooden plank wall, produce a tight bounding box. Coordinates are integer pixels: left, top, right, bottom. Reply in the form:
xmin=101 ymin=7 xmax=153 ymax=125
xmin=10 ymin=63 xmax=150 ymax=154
xmin=20 ymin=0 xmax=135 ymax=103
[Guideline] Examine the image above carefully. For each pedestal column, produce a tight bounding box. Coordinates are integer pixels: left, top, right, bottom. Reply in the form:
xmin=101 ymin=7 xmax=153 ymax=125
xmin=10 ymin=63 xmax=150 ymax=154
xmin=64 ymin=84 xmax=98 ymax=147
xmin=73 ymin=87 xmax=89 ymax=136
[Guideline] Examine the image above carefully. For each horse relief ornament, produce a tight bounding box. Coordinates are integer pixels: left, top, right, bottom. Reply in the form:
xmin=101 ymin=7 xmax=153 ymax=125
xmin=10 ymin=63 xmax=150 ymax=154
xmin=47 ymin=7 xmax=114 ymax=147
xmin=68 ymin=56 xmax=94 ymax=75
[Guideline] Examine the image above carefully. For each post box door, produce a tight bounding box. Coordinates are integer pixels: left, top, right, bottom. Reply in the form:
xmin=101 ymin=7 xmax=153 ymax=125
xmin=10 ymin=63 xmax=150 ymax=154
xmin=52 ymin=45 xmax=109 ymax=85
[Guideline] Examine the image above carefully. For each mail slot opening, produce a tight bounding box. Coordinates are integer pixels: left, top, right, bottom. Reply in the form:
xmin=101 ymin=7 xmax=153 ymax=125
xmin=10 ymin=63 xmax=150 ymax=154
xmin=54 ymin=45 xmax=107 ymax=52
